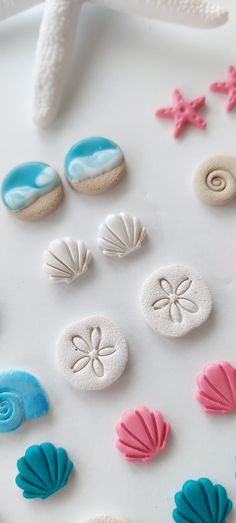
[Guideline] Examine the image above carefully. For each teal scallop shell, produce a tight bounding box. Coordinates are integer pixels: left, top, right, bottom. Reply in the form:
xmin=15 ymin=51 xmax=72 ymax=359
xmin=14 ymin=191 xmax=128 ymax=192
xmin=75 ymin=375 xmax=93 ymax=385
xmin=16 ymin=443 xmax=73 ymax=499
xmin=173 ymin=478 xmax=233 ymax=523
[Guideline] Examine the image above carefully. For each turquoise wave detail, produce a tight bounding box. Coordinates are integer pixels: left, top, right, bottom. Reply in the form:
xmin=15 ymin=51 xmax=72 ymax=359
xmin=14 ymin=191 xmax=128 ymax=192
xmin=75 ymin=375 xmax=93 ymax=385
xmin=1 ymin=162 xmax=61 ymax=211
xmin=65 ymin=137 xmax=123 ymax=181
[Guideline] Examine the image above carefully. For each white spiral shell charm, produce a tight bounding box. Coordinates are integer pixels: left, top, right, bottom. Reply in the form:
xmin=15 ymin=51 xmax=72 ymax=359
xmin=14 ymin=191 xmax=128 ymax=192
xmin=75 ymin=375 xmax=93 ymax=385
xmin=193 ymin=155 xmax=236 ymax=206
xmin=43 ymin=237 xmax=92 ymax=283
xmin=97 ymin=212 xmax=147 ymax=257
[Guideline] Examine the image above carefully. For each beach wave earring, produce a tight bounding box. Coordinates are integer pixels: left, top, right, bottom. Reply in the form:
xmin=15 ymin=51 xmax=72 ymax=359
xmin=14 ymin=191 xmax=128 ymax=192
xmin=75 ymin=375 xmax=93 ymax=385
xmin=64 ymin=137 xmax=126 ymax=195
xmin=1 ymin=161 xmax=64 ymax=221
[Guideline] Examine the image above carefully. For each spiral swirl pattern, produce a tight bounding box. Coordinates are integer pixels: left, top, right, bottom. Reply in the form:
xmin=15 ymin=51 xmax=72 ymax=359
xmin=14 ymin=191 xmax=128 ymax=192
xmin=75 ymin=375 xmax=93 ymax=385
xmin=0 ymin=392 xmax=24 ymax=432
xmin=194 ymin=156 xmax=236 ymax=206
xmin=206 ymin=170 xmax=227 ymax=192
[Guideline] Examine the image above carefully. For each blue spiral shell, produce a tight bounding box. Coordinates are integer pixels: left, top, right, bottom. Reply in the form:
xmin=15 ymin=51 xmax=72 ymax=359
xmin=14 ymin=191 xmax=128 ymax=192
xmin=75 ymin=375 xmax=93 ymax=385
xmin=0 ymin=370 xmax=49 ymax=432
xmin=16 ymin=443 xmax=74 ymax=499
xmin=173 ymin=478 xmax=233 ymax=523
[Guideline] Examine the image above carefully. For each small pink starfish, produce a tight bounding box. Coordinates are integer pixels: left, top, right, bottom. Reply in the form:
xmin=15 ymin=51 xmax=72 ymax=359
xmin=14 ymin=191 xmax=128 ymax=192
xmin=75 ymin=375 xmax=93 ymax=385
xmin=155 ymin=89 xmax=207 ymax=138
xmin=210 ymin=65 xmax=236 ymax=112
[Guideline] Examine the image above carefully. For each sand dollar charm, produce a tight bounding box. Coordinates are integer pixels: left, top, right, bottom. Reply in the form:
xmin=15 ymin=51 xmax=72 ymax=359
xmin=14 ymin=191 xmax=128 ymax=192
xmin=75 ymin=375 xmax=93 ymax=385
xmin=57 ymin=316 xmax=128 ymax=391
xmin=1 ymin=162 xmax=63 ymax=220
xmin=64 ymin=137 xmax=126 ymax=194
xmin=140 ymin=264 xmax=213 ymax=338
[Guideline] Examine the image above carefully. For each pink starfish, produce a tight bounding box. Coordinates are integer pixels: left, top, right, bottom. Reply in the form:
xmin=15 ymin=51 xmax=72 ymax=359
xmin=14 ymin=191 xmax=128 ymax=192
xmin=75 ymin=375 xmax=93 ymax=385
xmin=210 ymin=65 xmax=236 ymax=112
xmin=155 ymin=89 xmax=207 ymax=138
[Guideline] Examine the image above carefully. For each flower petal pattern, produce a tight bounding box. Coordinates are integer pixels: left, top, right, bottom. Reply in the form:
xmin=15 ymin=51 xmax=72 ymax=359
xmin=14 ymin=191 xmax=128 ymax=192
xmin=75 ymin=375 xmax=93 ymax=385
xmin=91 ymin=327 xmax=101 ymax=351
xmin=178 ymin=298 xmax=199 ymax=313
xmin=160 ymin=278 xmax=173 ymax=295
xmin=98 ymin=346 xmax=117 ymax=357
xmin=72 ymin=336 xmax=90 ymax=354
xmin=152 ymin=297 xmax=170 ymax=310
xmin=71 ymin=326 xmax=116 ymax=378
xmin=170 ymin=303 xmax=182 ymax=323
xmin=196 ymin=361 xmax=236 ymax=414
xmin=92 ymin=358 xmax=104 ymax=377
xmin=152 ymin=276 xmax=198 ymax=324
xmin=72 ymin=356 xmax=90 ymax=373
xmin=175 ymin=278 xmax=192 ymax=296
xmin=116 ymin=406 xmax=171 ymax=462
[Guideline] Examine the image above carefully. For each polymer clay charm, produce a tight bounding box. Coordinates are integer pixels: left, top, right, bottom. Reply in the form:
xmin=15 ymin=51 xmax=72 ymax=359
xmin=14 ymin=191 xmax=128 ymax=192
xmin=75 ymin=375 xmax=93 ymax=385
xmin=16 ymin=442 xmax=73 ymax=499
xmin=116 ymin=406 xmax=171 ymax=462
xmin=173 ymin=478 xmax=233 ymax=523
xmin=1 ymin=161 xmax=63 ymax=220
xmin=155 ymin=89 xmax=207 ymax=138
xmin=0 ymin=370 xmax=49 ymax=433
xmin=64 ymin=137 xmax=126 ymax=194
xmin=140 ymin=264 xmax=212 ymax=338
xmin=196 ymin=361 xmax=236 ymax=414
xmin=210 ymin=65 xmax=236 ymax=112
xmin=85 ymin=517 xmax=125 ymax=523
xmin=43 ymin=237 xmax=92 ymax=284
xmin=98 ymin=213 xmax=146 ymax=257
xmin=57 ymin=316 xmax=128 ymax=391
xmin=193 ymin=155 xmax=236 ymax=206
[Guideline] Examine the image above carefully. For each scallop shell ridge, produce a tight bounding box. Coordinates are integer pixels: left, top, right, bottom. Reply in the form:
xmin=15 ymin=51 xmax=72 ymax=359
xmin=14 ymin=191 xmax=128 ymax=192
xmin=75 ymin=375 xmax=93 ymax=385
xmin=173 ymin=477 xmax=233 ymax=523
xmin=196 ymin=361 xmax=236 ymax=414
xmin=43 ymin=237 xmax=92 ymax=283
xmin=116 ymin=406 xmax=170 ymax=462
xmin=98 ymin=213 xmax=146 ymax=257
xmin=16 ymin=442 xmax=73 ymax=499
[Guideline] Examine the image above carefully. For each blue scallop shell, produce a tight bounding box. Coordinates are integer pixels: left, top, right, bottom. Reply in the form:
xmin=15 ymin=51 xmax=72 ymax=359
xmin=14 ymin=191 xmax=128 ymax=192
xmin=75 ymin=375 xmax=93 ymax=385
xmin=173 ymin=478 xmax=233 ymax=523
xmin=16 ymin=443 xmax=74 ymax=499
xmin=0 ymin=370 xmax=49 ymax=433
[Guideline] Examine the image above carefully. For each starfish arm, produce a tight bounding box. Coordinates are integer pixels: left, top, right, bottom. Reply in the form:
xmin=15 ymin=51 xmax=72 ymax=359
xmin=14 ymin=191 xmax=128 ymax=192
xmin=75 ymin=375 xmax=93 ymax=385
xmin=226 ymin=94 xmax=236 ymax=112
xmin=189 ymin=96 xmax=206 ymax=110
xmin=173 ymin=116 xmax=185 ymax=138
xmin=187 ymin=111 xmax=207 ymax=129
xmin=172 ymin=88 xmax=184 ymax=105
xmin=0 ymin=0 xmax=42 ymax=21
xmin=210 ymin=81 xmax=229 ymax=93
xmin=32 ymin=0 xmax=82 ymax=127
xmin=155 ymin=107 xmax=175 ymax=119
xmin=93 ymin=0 xmax=228 ymax=28
xmin=228 ymin=65 xmax=236 ymax=81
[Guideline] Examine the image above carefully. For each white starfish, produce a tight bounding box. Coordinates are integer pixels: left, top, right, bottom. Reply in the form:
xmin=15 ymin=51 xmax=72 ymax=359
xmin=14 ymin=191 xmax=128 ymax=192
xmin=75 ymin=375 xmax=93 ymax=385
xmin=0 ymin=0 xmax=228 ymax=127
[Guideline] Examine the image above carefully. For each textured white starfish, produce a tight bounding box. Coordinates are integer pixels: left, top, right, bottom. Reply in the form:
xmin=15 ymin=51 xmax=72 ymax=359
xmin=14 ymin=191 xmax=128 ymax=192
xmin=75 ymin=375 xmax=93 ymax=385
xmin=0 ymin=0 xmax=228 ymax=127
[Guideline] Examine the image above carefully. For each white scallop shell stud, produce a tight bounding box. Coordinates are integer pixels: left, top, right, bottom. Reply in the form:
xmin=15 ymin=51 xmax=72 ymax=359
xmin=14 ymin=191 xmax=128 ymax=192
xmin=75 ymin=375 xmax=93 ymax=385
xmin=193 ymin=155 xmax=236 ymax=206
xmin=97 ymin=212 xmax=147 ymax=258
xmin=42 ymin=237 xmax=92 ymax=284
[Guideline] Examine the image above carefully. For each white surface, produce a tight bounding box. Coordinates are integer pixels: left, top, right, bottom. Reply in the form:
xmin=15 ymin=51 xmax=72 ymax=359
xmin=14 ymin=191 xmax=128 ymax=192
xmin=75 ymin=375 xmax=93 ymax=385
xmin=0 ymin=2 xmax=236 ymax=522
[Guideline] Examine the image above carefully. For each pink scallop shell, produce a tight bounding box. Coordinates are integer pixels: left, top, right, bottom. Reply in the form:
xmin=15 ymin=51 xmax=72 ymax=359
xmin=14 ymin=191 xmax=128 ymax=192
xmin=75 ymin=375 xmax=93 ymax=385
xmin=116 ymin=406 xmax=171 ymax=462
xmin=196 ymin=361 xmax=236 ymax=414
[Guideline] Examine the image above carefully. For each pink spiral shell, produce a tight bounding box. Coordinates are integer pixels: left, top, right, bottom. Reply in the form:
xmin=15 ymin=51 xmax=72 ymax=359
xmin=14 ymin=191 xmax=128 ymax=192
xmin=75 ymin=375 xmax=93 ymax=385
xmin=116 ymin=406 xmax=171 ymax=462
xmin=196 ymin=361 xmax=236 ymax=414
